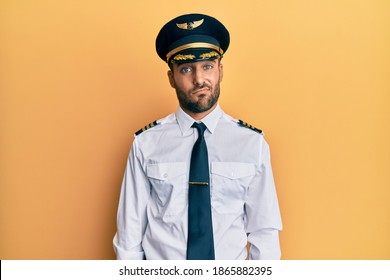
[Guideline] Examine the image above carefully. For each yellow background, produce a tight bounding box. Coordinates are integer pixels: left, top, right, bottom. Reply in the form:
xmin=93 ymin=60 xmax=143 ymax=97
xmin=1 ymin=0 xmax=389 ymax=259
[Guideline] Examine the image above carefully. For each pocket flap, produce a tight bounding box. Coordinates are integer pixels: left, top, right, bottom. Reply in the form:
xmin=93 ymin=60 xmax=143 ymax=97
xmin=211 ymin=162 xmax=255 ymax=179
xmin=146 ymin=162 xmax=187 ymax=180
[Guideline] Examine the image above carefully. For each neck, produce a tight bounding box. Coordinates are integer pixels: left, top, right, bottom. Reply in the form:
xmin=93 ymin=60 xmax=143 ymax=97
xmin=181 ymin=103 xmax=218 ymax=120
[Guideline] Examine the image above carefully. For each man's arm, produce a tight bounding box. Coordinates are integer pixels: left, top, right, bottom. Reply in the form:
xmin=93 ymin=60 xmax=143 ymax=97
xmin=113 ymin=138 xmax=150 ymax=260
xmin=245 ymin=139 xmax=283 ymax=260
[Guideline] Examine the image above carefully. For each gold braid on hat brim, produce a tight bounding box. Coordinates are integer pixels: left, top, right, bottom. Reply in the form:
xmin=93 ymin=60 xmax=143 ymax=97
xmin=166 ymin=42 xmax=223 ymax=63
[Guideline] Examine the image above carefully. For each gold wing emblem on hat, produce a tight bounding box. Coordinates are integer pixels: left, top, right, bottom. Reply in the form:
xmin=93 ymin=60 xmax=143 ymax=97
xmin=176 ymin=18 xmax=204 ymax=30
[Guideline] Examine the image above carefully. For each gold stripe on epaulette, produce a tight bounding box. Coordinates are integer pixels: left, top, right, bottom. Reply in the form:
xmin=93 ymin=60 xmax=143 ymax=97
xmin=135 ymin=120 xmax=158 ymax=136
xmin=238 ymin=120 xmax=263 ymax=134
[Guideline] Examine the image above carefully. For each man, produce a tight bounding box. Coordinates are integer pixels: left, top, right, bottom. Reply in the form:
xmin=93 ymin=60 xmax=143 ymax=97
xmin=113 ymin=13 xmax=282 ymax=260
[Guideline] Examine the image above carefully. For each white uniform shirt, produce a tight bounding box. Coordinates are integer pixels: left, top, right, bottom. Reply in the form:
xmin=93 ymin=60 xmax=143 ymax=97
xmin=113 ymin=104 xmax=282 ymax=260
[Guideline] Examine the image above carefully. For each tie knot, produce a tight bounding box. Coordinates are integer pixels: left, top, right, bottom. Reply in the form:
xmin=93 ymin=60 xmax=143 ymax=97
xmin=192 ymin=122 xmax=207 ymax=136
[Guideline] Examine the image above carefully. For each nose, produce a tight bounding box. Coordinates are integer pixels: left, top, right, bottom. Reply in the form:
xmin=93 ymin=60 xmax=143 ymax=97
xmin=193 ymin=67 xmax=205 ymax=87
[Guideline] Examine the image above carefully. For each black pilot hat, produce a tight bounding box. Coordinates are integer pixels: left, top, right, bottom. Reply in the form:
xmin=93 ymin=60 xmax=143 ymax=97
xmin=156 ymin=13 xmax=230 ymax=65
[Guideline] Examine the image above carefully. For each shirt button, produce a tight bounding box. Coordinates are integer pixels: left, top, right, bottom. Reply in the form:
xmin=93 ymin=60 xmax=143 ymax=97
xmin=163 ymin=173 xmax=168 ymax=178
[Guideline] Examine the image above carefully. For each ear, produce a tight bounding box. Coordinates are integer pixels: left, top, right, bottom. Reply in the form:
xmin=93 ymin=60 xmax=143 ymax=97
xmin=167 ymin=70 xmax=175 ymax=88
xmin=219 ymin=63 xmax=224 ymax=82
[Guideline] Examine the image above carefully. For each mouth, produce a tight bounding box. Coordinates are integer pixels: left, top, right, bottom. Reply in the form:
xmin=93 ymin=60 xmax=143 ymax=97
xmin=192 ymin=87 xmax=210 ymax=95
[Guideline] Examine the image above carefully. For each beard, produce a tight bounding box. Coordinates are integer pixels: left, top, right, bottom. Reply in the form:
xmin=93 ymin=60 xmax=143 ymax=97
xmin=174 ymin=81 xmax=221 ymax=114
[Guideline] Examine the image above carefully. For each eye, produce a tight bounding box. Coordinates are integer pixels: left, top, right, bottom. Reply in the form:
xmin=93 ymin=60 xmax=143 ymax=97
xmin=203 ymin=64 xmax=213 ymax=70
xmin=180 ymin=67 xmax=192 ymax=73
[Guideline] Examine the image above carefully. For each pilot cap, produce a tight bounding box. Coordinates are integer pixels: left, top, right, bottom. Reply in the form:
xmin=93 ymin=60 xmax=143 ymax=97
xmin=156 ymin=13 xmax=230 ymax=64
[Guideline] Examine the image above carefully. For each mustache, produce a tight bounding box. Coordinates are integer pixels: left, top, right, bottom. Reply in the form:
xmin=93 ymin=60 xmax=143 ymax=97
xmin=192 ymin=83 xmax=211 ymax=92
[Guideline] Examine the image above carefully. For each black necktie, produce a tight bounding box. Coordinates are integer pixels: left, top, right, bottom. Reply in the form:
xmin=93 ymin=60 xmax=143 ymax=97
xmin=187 ymin=122 xmax=215 ymax=260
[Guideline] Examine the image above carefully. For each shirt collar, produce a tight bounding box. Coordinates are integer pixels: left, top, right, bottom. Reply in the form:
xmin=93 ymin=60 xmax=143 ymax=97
xmin=175 ymin=104 xmax=223 ymax=135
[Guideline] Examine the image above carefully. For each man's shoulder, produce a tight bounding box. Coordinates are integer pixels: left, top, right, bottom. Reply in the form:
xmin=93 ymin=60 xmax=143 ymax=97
xmin=134 ymin=113 xmax=176 ymax=136
xmin=134 ymin=120 xmax=159 ymax=136
xmin=221 ymin=113 xmax=264 ymax=136
xmin=237 ymin=119 xmax=263 ymax=135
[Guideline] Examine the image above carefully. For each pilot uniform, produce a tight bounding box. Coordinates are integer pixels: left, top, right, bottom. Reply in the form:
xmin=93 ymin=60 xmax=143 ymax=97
xmin=113 ymin=13 xmax=282 ymax=260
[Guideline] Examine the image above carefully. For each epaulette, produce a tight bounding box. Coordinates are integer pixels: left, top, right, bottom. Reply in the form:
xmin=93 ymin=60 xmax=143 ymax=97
xmin=238 ymin=120 xmax=263 ymax=134
xmin=135 ymin=120 xmax=159 ymax=136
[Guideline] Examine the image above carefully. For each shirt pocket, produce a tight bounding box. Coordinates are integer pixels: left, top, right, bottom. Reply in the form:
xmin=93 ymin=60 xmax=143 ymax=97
xmin=146 ymin=162 xmax=188 ymax=221
xmin=211 ymin=162 xmax=256 ymax=214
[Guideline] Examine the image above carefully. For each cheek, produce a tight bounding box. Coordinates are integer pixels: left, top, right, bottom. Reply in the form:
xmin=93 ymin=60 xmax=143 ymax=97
xmin=174 ymin=76 xmax=192 ymax=91
xmin=210 ymin=72 xmax=221 ymax=85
